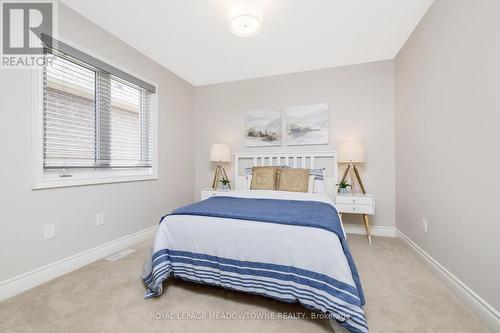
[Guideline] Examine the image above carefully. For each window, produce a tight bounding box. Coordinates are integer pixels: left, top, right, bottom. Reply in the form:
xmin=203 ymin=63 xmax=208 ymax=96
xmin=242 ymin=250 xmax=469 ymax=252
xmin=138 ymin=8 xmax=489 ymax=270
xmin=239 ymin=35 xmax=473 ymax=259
xmin=44 ymin=55 xmax=97 ymax=168
xmin=33 ymin=37 xmax=157 ymax=189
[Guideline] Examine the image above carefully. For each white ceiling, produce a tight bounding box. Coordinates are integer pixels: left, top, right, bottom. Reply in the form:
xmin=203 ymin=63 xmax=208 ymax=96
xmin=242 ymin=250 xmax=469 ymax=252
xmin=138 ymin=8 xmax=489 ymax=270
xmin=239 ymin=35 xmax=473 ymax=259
xmin=60 ymin=0 xmax=433 ymax=86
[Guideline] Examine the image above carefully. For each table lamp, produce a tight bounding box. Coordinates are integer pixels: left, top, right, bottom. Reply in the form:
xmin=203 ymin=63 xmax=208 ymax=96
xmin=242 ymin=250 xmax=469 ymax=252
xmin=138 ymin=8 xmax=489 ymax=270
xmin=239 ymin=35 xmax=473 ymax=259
xmin=338 ymin=140 xmax=366 ymax=194
xmin=209 ymin=144 xmax=231 ymax=190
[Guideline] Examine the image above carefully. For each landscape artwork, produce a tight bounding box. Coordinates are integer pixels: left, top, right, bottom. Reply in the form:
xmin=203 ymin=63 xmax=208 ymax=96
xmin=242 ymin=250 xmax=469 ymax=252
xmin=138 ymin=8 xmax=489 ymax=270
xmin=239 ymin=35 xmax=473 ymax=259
xmin=286 ymin=103 xmax=329 ymax=145
xmin=244 ymin=109 xmax=282 ymax=147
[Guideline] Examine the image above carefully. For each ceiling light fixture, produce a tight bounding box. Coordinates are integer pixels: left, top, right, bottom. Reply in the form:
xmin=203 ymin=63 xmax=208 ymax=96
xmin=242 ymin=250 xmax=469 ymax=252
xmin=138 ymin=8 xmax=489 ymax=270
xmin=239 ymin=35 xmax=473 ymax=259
xmin=228 ymin=0 xmax=263 ymax=37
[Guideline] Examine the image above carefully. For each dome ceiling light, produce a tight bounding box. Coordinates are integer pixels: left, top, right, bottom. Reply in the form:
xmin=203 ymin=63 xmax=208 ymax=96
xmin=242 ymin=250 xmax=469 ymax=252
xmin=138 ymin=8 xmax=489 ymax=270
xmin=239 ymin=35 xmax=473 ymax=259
xmin=228 ymin=0 xmax=263 ymax=37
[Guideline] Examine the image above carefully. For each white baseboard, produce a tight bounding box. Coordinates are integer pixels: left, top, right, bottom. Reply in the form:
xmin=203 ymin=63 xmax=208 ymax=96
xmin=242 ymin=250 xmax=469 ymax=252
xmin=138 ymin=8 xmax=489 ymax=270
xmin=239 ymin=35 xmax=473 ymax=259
xmin=397 ymin=230 xmax=500 ymax=332
xmin=344 ymin=223 xmax=396 ymax=237
xmin=0 ymin=225 xmax=158 ymax=302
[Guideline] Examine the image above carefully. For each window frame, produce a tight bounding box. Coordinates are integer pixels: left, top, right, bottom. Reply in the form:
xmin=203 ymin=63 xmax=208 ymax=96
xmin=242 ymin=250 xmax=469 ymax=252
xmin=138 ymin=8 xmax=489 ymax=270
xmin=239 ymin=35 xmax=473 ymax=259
xmin=32 ymin=38 xmax=158 ymax=190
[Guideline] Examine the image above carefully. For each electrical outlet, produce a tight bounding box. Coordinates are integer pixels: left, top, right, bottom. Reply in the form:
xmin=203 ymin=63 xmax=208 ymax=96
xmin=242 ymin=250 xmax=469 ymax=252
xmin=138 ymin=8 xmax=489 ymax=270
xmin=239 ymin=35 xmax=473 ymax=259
xmin=96 ymin=213 xmax=105 ymax=227
xmin=422 ymin=218 xmax=428 ymax=233
xmin=44 ymin=224 xmax=55 ymax=240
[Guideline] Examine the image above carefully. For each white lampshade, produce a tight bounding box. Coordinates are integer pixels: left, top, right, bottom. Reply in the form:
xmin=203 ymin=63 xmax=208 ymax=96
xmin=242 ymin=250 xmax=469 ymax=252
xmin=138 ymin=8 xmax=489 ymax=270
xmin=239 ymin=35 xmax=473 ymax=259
xmin=228 ymin=0 xmax=263 ymax=37
xmin=338 ymin=140 xmax=366 ymax=163
xmin=209 ymin=144 xmax=231 ymax=163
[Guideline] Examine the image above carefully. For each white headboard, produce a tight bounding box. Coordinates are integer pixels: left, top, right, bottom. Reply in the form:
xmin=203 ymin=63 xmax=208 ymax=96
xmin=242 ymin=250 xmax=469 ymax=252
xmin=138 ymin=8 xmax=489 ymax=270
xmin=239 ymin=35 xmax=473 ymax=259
xmin=233 ymin=151 xmax=338 ymax=198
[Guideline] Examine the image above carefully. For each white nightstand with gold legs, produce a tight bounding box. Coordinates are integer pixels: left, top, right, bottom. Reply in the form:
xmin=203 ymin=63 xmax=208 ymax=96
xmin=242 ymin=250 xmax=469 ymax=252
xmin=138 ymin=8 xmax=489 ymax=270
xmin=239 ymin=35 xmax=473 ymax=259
xmin=335 ymin=193 xmax=375 ymax=244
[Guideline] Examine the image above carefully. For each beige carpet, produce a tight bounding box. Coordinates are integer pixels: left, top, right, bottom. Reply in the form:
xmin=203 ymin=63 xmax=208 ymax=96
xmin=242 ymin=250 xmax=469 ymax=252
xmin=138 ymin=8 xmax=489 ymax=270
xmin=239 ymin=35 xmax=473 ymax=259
xmin=0 ymin=235 xmax=489 ymax=333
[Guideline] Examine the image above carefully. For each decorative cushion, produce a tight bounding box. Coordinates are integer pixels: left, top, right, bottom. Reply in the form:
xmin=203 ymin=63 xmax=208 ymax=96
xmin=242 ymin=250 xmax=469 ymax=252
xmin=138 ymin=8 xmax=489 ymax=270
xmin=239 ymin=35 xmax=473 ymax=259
xmin=278 ymin=168 xmax=310 ymax=193
xmin=308 ymin=168 xmax=325 ymax=181
xmin=250 ymin=166 xmax=279 ymax=190
xmin=310 ymin=168 xmax=326 ymax=193
xmin=280 ymin=165 xmax=325 ymax=193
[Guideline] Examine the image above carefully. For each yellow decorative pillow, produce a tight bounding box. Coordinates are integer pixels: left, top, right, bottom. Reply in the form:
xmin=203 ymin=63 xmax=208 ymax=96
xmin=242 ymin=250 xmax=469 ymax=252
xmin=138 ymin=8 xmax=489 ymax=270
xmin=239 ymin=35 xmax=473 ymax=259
xmin=250 ymin=166 xmax=279 ymax=190
xmin=278 ymin=168 xmax=309 ymax=192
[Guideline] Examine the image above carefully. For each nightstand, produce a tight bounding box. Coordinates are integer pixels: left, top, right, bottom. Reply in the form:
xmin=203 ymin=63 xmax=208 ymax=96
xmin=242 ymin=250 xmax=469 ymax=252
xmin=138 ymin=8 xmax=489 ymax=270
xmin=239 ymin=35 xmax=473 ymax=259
xmin=335 ymin=193 xmax=375 ymax=244
xmin=200 ymin=188 xmax=232 ymax=201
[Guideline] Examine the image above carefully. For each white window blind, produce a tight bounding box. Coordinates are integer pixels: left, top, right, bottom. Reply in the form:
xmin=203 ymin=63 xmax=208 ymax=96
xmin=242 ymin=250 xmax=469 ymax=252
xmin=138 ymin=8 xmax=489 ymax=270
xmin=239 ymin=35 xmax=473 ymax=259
xmin=43 ymin=52 xmax=153 ymax=170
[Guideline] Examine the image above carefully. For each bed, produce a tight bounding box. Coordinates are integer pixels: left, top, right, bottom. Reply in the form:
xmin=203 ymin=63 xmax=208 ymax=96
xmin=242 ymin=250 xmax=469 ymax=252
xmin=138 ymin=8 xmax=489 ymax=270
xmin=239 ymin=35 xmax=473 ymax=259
xmin=142 ymin=152 xmax=368 ymax=333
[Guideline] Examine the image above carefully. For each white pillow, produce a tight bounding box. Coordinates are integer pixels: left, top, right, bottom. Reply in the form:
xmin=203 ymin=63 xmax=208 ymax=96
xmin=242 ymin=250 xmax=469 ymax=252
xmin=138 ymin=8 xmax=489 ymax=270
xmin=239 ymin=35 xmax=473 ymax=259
xmin=244 ymin=168 xmax=252 ymax=190
xmin=246 ymin=175 xmax=252 ymax=190
xmin=313 ymin=179 xmax=326 ymax=193
xmin=307 ymin=175 xmax=315 ymax=193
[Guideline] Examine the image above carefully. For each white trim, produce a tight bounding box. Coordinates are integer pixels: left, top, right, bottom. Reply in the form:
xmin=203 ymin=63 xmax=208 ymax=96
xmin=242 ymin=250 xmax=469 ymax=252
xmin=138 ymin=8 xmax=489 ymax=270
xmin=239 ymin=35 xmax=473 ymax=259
xmin=344 ymin=224 xmax=396 ymax=237
xmin=31 ymin=35 xmax=159 ymax=190
xmin=0 ymin=225 xmax=158 ymax=302
xmin=397 ymin=230 xmax=500 ymax=332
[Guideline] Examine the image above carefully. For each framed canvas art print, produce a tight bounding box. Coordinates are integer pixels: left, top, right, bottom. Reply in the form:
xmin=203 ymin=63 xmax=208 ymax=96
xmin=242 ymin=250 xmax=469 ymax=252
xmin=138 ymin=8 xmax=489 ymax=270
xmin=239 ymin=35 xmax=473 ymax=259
xmin=286 ymin=103 xmax=329 ymax=145
xmin=245 ymin=109 xmax=282 ymax=147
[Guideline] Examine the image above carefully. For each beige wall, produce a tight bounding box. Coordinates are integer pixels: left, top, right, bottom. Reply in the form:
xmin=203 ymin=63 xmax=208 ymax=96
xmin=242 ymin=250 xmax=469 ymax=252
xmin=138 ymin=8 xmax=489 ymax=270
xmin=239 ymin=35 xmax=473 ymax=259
xmin=194 ymin=60 xmax=396 ymax=227
xmin=395 ymin=0 xmax=500 ymax=310
xmin=0 ymin=4 xmax=195 ymax=281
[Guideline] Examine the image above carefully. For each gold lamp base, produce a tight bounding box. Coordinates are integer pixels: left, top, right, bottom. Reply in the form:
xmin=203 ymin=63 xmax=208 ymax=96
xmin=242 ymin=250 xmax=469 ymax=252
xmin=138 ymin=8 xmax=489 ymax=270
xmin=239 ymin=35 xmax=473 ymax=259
xmin=338 ymin=162 xmax=366 ymax=194
xmin=212 ymin=163 xmax=231 ymax=190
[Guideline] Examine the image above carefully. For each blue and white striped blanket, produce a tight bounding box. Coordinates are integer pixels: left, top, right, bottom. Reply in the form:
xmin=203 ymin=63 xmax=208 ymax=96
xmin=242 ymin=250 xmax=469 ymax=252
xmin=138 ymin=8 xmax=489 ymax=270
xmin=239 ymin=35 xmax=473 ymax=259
xmin=143 ymin=192 xmax=368 ymax=333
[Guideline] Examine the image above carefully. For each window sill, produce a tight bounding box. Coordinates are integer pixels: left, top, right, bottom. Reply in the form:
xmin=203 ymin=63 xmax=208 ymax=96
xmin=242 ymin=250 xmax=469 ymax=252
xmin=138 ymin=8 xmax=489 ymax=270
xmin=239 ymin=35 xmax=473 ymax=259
xmin=32 ymin=169 xmax=158 ymax=190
